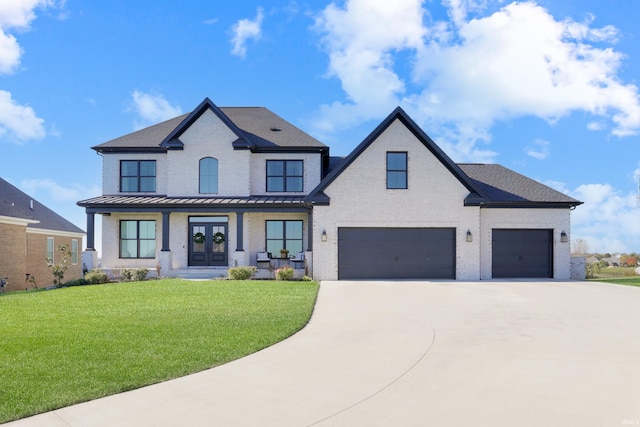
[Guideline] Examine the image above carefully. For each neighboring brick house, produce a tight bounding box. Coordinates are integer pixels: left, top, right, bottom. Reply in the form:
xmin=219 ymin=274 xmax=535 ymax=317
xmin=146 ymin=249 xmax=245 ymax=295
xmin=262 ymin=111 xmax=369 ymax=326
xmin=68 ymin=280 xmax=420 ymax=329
xmin=78 ymin=98 xmax=582 ymax=281
xmin=0 ymin=178 xmax=85 ymax=291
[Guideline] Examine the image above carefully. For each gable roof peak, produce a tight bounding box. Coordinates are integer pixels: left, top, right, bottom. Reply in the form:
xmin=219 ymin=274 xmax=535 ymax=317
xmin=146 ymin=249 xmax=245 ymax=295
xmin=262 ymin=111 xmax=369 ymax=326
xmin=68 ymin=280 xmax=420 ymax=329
xmin=160 ymin=97 xmax=252 ymax=150
xmin=306 ymin=106 xmax=487 ymax=203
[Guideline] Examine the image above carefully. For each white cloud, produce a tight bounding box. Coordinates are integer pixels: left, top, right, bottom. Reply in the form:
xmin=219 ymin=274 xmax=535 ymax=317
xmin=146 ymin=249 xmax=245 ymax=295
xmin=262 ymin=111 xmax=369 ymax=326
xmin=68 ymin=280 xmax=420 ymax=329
xmin=20 ymin=178 xmax=100 ymax=202
xmin=230 ymin=7 xmax=264 ymax=59
xmin=0 ymin=90 xmax=45 ymax=142
xmin=0 ymin=0 xmax=57 ymax=73
xmin=569 ymin=181 xmax=640 ymax=253
xmin=312 ymin=0 xmax=640 ymax=161
xmin=525 ymin=138 xmax=550 ymax=160
xmin=313 ymin=0 xmax=426 ymax=135
xmin=130 ymin=90 xmax=182 ymax=129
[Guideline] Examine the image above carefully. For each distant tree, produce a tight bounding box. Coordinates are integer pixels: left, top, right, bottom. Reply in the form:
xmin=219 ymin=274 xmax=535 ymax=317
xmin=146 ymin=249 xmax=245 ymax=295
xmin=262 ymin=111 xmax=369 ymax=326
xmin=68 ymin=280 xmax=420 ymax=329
xmin=571 ymin=238 xmax=589 ymax=255
xmin=625 ymin=256 xmax=637 ymax=267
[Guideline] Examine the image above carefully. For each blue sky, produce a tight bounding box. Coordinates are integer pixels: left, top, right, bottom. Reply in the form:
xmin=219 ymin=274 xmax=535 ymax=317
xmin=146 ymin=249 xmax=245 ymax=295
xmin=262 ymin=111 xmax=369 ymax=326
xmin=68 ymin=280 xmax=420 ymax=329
xmin=2 ymin=0 xmax=640 ymax=255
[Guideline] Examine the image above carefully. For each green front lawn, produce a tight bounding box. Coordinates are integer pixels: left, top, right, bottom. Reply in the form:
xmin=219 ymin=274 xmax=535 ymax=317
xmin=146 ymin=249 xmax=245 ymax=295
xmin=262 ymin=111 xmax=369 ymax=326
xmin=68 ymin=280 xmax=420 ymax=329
xmin=591 ymin=277 xmax=640 ymax=287
xmin=0 ymin=279 xmax=319 ymax=423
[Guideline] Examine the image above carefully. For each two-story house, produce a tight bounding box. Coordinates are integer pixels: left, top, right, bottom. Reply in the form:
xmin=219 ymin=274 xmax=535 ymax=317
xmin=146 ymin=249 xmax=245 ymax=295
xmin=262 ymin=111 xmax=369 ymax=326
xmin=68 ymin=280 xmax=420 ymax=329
xmin=78 ymin=98 xmax=582 ymax=281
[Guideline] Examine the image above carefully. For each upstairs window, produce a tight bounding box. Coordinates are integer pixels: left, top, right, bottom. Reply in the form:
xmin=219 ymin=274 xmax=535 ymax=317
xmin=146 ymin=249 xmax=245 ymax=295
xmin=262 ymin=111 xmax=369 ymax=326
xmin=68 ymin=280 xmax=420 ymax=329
xmin=387 ymin=152 xmax=407 ymax=189
xmin=121 ymin=160 xmax=156 ymax=192
xmin=266 ymin=160 xmax=303 ymax=192
xmin=199 ymin=157 xmax=218 ymax=194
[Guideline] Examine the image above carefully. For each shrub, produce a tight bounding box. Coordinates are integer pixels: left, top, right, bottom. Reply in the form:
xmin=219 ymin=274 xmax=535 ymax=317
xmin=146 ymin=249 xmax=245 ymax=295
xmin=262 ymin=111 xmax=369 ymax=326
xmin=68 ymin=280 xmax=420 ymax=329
xmin=120 ymin=269 xmax=134 ymax=282
xmin=61 ymin=279 xmax=90 ymax=288
xmin=84 ymin=269 xmax=110 ymax=284
xmin=275 ymin=266 xmax=294 ymax=281
xmin=228 ymin=266 xmax=257 ymax=280
xmin=134 ymin=268 xmax=148 ymax=281
xmin=302 ymin=275 xmax=313 ymax=281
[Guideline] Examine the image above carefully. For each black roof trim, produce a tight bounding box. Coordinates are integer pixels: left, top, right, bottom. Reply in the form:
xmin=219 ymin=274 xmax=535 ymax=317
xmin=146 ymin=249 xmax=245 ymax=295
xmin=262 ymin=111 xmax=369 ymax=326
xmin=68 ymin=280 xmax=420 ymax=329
xmin=159 ymin=98 xmax=252 ymax=150
xmin=305 ymin=106 xmax=487 ymax=203
xmin=93 ymin=147 xmax=168 ymax=154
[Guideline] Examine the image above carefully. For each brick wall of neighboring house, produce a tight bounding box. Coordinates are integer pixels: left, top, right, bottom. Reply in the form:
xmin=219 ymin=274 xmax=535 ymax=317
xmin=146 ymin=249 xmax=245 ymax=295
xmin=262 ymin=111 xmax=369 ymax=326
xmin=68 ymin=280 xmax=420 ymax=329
xmin=0 ymin=222 xmax=27 ymax=292
xmin=26 ymin=232 xmax=83 ymax=289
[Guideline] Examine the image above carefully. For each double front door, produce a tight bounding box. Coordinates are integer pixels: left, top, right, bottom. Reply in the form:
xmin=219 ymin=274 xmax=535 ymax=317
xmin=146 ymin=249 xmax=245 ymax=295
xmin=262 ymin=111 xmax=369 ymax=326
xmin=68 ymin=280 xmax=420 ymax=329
xmin=189 ymin=223 xmax=227 ymax=266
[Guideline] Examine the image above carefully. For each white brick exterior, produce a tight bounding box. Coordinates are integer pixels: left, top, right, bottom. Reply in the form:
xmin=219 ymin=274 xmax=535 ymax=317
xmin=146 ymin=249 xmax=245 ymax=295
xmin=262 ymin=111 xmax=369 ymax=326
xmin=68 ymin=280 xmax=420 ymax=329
xmin=312 ymin=119 xmax=481 ymax=280
xmin=311 ymin=119 xmax=574 ymax=281
xmin=479 ymin=208 xmax=572 ymax=279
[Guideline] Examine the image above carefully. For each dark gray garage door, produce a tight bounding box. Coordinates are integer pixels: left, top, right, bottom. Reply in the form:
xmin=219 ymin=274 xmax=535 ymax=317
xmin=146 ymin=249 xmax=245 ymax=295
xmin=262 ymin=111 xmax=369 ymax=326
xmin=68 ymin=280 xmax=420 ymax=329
xmin=338 ymin=227 xmax=456 ymax=280
xmin=492 ymin=229 xmax=553 ymax=278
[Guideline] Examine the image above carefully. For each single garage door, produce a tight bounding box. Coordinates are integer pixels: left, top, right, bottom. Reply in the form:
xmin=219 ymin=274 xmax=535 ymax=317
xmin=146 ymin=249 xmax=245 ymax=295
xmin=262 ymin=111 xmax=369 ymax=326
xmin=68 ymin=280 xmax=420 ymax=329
xmin=338 ymin=227 xmax=456 ymax=280
xmin=492 ymin=229 xmax=553 ymax=278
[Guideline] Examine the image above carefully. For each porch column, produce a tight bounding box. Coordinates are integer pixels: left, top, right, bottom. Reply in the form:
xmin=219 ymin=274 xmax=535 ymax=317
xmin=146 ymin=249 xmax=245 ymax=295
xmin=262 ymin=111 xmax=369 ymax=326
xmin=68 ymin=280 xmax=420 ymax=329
xmin=236 ymin=211 xmax=244 ymax=251
xmin=307 ymin=211 xmax=313 ymax=251
xmin=86 ymin=212 xmax=96 ymax=251
xmin=161 ymin=212 xmax=170 ymax=251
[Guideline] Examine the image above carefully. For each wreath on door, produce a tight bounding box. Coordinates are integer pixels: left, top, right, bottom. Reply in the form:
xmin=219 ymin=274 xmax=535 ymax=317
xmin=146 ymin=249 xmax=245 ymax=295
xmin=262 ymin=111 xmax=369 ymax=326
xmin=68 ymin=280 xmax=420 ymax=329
xmin=212 ymin=232 xmax=225 ymax=244
xmin=192 ymin=232 xmax=205 ymax=244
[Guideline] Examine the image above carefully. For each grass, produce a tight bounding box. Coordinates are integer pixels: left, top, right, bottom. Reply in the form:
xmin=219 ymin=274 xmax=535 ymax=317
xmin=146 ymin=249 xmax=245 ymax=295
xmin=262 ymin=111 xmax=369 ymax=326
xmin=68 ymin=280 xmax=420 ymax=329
xmin=590 ymin=277 xmax=640 ymax=287
xmin=0 ymin=279 xmax=319 ymax=423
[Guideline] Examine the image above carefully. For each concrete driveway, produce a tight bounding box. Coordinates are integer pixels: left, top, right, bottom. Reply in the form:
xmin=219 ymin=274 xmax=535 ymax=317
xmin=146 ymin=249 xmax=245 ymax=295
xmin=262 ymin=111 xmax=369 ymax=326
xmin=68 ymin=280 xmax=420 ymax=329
xmin=9 ymin=280 xmax=640 ymax=427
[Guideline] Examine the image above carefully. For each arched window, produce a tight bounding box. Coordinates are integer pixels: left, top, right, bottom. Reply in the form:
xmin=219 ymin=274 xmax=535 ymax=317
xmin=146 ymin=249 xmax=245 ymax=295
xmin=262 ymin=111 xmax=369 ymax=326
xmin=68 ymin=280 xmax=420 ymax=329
xmin=199 ymin=157 xmax=218 ymax=194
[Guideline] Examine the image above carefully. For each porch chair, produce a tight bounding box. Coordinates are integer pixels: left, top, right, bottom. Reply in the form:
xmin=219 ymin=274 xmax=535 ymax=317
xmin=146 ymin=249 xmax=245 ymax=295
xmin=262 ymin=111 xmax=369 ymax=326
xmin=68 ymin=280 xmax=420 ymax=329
xmin=290 ymin=252 xmax=305 ymax=269
xmin=256 ymin=252 xmax=271 ymax=268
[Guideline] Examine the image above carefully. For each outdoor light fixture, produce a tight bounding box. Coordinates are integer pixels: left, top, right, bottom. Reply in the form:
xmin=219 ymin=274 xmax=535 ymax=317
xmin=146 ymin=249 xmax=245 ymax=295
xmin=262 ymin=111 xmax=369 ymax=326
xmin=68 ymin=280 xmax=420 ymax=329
xmin=560 ymin=230 xmax=568 ymax=243
xmin=466 ymin=229 xmax=473 ymax=242
xmin=321 ymin=229 xmax=328 ymax=242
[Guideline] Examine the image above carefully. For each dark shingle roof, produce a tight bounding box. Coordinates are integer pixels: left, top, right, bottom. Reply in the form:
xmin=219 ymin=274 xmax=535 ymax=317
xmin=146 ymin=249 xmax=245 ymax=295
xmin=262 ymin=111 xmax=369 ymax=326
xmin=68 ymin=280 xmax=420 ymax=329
xmin=458 ymin=164 xmax=582 ymax=206
xmin=0 ymin=178 xmax=85 ymax=234
xmin=93 ymin=99 xmax=326 ymax=152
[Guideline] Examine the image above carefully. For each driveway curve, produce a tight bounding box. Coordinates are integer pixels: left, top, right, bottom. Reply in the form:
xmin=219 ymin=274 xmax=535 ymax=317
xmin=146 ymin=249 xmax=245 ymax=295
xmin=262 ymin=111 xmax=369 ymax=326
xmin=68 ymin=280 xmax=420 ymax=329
xmin=9 ymin=280 xmax=640 ymax=427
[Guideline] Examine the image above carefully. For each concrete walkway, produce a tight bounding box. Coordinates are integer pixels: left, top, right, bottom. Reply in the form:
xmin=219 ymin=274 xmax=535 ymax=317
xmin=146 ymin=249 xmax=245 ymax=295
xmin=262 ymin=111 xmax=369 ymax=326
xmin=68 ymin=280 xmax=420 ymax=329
xmin=8 ymin=280 xmax=640 ymax=426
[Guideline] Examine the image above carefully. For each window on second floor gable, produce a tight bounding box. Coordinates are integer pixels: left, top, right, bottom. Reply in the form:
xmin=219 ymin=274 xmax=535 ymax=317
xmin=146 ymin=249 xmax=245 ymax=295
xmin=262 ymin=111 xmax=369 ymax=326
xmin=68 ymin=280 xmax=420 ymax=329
xmin=120 ymin=160 xmax=156 ymax=192
xmin=266 ymin=160 xmax=303 ymax=192
xmin=199 ymin=157 xmax=218 ymax=194
xmin=387 ymin=152 xmax=407 ymax=189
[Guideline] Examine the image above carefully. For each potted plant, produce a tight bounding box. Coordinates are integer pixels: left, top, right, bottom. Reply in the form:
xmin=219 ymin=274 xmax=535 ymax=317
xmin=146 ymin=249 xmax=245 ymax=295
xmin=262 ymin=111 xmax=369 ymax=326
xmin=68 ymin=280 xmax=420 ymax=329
xmin=280 ymin=248 xmax=289 ymax=259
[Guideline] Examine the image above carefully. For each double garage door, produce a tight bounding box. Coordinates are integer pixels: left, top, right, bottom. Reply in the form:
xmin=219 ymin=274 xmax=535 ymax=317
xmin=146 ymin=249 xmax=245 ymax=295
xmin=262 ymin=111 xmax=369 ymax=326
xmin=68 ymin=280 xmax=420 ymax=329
xmin=337 ymin=227 xmax=553 ymax=280
xmin=338 ymin=227 xmax=456 ymax=280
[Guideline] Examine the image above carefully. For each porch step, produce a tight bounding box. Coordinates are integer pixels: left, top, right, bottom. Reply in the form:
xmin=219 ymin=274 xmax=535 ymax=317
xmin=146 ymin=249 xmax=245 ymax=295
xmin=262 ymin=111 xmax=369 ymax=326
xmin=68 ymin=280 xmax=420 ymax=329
xmin=168 ymin=268 xmax=229 ymax=280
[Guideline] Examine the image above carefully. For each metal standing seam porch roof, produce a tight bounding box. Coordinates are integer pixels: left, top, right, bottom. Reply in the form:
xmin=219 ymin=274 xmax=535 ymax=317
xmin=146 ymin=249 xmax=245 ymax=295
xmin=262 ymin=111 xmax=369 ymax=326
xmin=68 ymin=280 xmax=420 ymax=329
xmin=77 ymin=195 xmax=310 ymax=212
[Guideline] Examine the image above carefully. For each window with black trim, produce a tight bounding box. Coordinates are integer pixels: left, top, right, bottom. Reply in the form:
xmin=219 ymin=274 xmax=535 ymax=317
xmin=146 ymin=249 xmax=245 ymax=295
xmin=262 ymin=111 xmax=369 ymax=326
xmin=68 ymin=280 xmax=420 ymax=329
xmin=199 ymin=157 xmax=218 ymax=194
xmin=387 ymin=152 xmax=407 ymax=189
xmin=120 ymin=220 xmax=156 ymax=259
xmin=120 ymin=160 xmax=156 ymax=192
xmin=266 ymin=220 xmax=303 ymax=255
xmin=266 ymin=160 xmax=303 ymax=192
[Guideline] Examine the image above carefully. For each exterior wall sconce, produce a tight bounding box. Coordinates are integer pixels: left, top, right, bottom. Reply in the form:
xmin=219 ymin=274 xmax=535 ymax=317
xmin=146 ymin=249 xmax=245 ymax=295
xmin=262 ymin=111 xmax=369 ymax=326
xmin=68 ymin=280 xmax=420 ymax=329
xmin=560 ymin=230 xmax=568 ymax=243
xmin=321 ymin=229 xmax=328 ymax=242
xmin=466 ymin=229 xmax=473 ymax=242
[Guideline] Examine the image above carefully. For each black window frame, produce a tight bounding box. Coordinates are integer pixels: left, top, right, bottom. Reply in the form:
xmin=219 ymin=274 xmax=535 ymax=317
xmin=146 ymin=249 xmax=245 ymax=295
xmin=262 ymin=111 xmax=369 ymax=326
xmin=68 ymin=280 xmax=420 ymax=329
xmin=120 ymin=160 xmax=156 ymax=193
xmin=265 ymin=220 xmax=304 ymax=255
xmin=386 ymin=151 xmax=408 ymax=189
xmin=266 ymin=160 xmax=304 ymax=192
xmin=119 ymin=220 xmax=156 ymax=259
